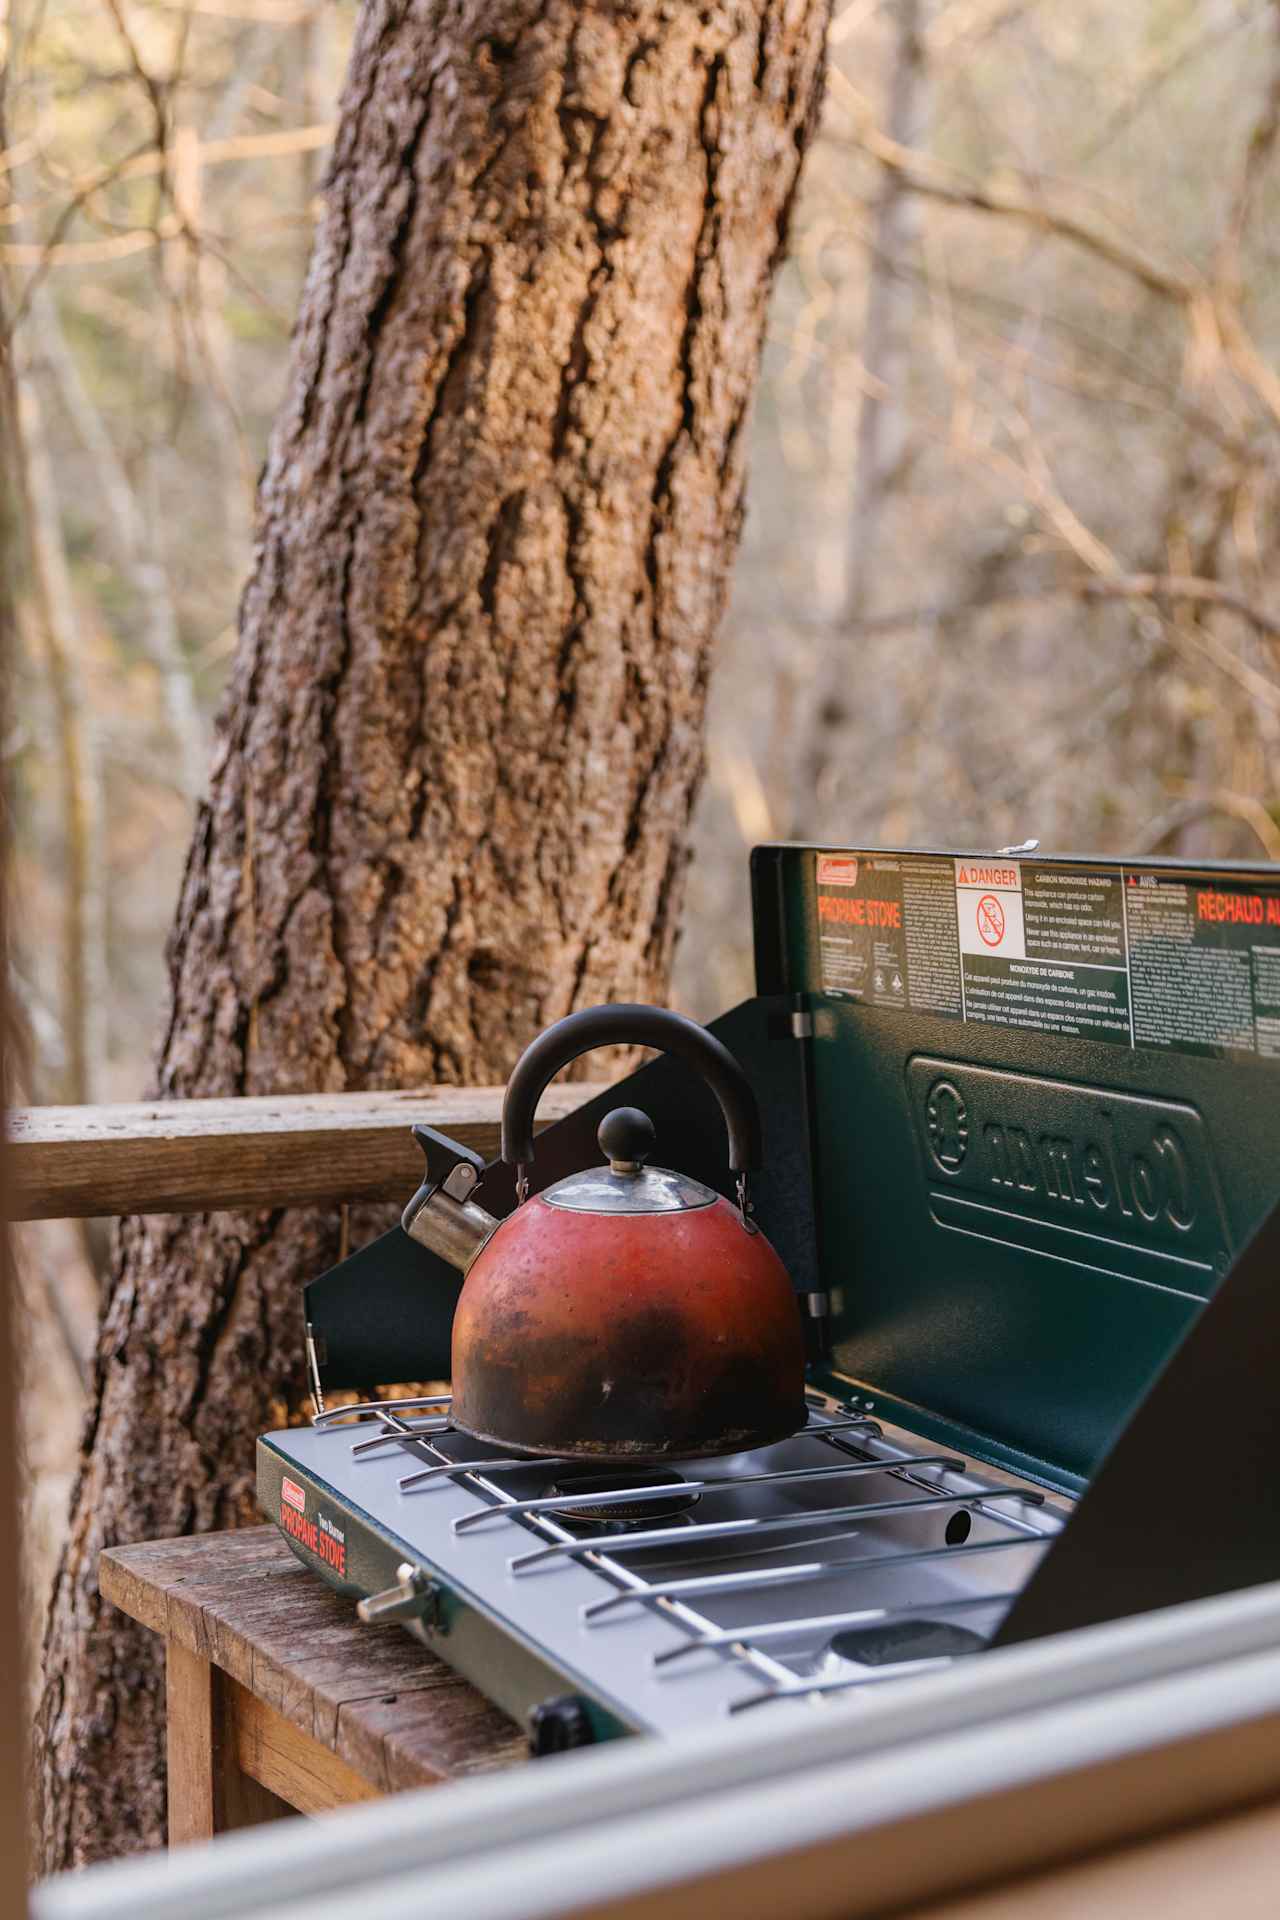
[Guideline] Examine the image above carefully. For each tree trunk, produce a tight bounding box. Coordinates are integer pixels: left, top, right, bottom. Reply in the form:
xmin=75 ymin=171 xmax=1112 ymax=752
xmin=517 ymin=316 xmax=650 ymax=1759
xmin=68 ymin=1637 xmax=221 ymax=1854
xmin=33 ymin=0 xmax=831 ymax=1870
xmin=10 ymin=350 xmax=108 ymax=1106
xmin=799 ymin=0 xmax=925 ymax=829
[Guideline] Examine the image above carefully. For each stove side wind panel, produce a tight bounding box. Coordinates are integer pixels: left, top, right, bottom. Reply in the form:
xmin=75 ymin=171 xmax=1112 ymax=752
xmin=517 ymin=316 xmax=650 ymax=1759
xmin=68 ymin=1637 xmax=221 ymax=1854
xmin=751 ymin=842 xmax=1280 ymax=1494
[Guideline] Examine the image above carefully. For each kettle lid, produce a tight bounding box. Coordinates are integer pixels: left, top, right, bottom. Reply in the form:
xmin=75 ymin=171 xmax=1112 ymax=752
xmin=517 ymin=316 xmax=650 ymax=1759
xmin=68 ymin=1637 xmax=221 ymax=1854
xmin=541 ymin=1108 xmax=717 ymax=1216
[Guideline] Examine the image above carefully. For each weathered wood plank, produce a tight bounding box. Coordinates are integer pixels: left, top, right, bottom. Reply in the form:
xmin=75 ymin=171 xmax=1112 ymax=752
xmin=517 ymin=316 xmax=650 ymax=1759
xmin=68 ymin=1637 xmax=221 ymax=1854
xmin=227 ymin=1679 xmax=379 ymax=1816
xmin=102 ymin=1529 xmax=525 ymax=1797
xmin=100 ymin=1528 xmax=304 ymax=1643
xmin=165 ymin=1642 xmax=291 ymax=1843
xmin=333 ymin=1681 xmax=528 ymax=1787
xmin=11 ymin=1083 xmax=600 ymax=1220
xmin=165 ymin=1640 xmax=218 ymax=1846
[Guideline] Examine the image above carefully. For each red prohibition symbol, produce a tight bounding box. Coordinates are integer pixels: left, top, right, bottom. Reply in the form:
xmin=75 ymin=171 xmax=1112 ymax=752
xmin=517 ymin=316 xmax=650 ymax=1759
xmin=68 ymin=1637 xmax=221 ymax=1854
xmin=976 ymin=894 xmax=1005 ymax=947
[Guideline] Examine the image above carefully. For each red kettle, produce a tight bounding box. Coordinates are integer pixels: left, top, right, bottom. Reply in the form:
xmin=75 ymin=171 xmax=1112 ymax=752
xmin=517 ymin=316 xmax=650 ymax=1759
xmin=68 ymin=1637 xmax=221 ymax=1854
xmin=402 ymin=1006 xmax=806 ymax=1461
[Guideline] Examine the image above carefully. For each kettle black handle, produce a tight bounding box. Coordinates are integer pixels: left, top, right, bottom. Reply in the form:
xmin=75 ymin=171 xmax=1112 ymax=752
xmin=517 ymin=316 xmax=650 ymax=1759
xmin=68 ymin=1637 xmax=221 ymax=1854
xmin=501 ymin=1005 xmax=763 ymax=1175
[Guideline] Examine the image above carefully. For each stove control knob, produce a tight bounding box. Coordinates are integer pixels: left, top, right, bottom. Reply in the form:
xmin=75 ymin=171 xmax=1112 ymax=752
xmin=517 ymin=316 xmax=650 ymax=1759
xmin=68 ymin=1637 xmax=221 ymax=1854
xmin=358 ymin=1562 xmax=436 ymax=1626
xmin=528 ymin=1694 xmax=595 ymax=1757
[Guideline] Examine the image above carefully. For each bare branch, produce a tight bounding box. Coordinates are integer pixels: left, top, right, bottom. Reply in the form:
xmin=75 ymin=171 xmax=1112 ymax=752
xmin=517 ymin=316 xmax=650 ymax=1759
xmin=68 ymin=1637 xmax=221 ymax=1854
xmin=824 ymin=68 xmax=1195 ymax=304
xmin=1 ymin=221 xmax=177 ymax=268
xmin=5 ymin=347 xmax=108 ymax=1102
xmin=799 ymin=0 xmax=929 ymax=822
xmin=4 ymin=139 xmax=158 ymax=315
xmin=1216 ymin=0 xmax=1280 ymax=301
xmin=928 ymin=0 xmax=1034 ymax=56
xmin=29 ymin=282 xmax=208 ymax=793
xmin=821 ymin=572 xmax=1280 ymax=650
xmin=1075 ymin=2 xmax=1270 ymax=165
xmin=150 ymin=0 xmax=317 ymax=19
xmin=1138 ymin=789 xmax=1280 ymax=860
xmin=7 ymin=121 xmax=335 ymax=231
xmin=1074 ymin=571 xmax=1280 ymax=643
xmin=827 ymin=68 xmax=1280 ymax=439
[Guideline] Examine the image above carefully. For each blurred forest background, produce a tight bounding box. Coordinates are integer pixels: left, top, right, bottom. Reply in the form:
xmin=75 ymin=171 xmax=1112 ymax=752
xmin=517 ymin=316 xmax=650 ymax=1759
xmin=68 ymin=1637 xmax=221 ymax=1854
xmin=9 ymin=0 xmax=1280 ymax=1677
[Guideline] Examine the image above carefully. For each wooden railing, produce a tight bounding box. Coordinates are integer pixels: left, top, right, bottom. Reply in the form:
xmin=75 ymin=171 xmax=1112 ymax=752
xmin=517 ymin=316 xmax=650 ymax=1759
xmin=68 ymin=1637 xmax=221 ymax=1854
xmin=10 ymin=1085 xmax=602 ymax=1221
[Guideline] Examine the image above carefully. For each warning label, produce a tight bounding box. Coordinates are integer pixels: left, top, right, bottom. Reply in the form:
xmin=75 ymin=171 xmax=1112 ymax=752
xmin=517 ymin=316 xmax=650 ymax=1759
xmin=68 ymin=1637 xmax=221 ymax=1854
xmin=1125 ymin=873 xmax=1280 ymax=1061
xmin=817 ymin=854 xmax=961 ymax=1019
xmin=958 ymin=859 xmax=1132 ymax=1047
xmin=955 ymin=862 xmax=1024 ymax=960
xmin=815 ymin=849 xmax=1280 ymax=1066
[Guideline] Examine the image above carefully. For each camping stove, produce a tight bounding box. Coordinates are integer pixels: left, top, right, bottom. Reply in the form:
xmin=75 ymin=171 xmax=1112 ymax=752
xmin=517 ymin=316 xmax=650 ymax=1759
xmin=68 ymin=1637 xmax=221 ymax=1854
xmin=260 ymin=841 xmax=1280 ymax=1752
xmin=259 ymin=1388 xmax=1065 ymax=1744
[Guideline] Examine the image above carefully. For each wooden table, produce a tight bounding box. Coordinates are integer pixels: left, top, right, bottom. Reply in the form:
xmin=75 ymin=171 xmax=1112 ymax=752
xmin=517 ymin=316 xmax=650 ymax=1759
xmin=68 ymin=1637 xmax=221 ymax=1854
xmin=93 ymin=1527 xmax=1280 ymax=1914
xmin=100 ymin=1527 xmax=528 ymax=1844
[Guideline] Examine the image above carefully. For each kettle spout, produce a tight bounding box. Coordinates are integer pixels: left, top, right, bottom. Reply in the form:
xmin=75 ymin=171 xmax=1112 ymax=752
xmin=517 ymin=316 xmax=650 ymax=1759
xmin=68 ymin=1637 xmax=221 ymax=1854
xmin=401 ymin=1124 xmax=500 ymax=1272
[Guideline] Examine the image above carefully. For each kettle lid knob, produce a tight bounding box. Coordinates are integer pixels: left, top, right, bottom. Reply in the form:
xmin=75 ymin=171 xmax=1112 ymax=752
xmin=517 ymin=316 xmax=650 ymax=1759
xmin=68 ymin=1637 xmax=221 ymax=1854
xmin=597 ymin=1107 xmax=656 ymax=1173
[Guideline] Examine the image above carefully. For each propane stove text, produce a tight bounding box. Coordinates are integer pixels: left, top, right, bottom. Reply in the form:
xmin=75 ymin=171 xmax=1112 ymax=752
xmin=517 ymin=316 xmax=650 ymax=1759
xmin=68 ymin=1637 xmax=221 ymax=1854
xmin=279 ymin=1492 xmax=347 ymax=1576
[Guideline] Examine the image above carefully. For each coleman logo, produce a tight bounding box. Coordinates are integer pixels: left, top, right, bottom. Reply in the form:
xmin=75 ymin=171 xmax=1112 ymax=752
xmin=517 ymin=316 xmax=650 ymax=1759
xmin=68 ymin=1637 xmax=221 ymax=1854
xmin=817 ymin=855 xmax=859 ymax=887
xmin=926 ymin=1080 xmax=969 ymax=1171
xmin=908 ymin=1058 xmax=1229 ymax=1283
xmin=281 ymin=1476 xmax=306 ymax=1513
xmin=981 ymin=1111 xmax=1191 ymax=1231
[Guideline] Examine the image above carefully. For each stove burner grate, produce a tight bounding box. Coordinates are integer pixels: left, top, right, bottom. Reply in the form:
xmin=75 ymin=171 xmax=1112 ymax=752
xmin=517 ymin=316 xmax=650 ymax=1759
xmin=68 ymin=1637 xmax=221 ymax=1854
xmin=309 ymin=1391 xmax=1067 ymax=1721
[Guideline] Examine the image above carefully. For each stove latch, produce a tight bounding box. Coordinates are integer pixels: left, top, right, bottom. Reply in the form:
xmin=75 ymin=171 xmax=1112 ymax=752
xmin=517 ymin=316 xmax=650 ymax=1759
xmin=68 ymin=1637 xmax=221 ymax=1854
xmin=357 ymin=1562 xmax=441 ymax=1630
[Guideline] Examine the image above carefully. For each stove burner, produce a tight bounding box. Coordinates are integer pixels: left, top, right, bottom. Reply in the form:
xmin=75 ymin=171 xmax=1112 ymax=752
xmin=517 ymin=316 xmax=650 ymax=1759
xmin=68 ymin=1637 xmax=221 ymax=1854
xmin=547 ymin=1468 xmax=701 ymax=1531
xmin=827 ymin=1618 xmax=989 ymax=1668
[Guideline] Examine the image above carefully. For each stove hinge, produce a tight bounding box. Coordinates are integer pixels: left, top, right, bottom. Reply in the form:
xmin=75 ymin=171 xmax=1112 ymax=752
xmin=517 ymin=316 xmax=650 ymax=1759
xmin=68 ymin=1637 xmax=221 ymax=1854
xmin=784 ymin=996 xmax=831 ymax=1348
xmin=803 ymin=1288 xmax=831 ymax=1325
xmin=305 ymin=1322 xmax=328 ymax=1418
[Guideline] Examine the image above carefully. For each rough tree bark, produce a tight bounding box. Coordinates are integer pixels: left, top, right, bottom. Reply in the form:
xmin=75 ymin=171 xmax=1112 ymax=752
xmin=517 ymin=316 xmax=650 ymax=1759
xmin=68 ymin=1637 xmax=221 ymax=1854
xmin=33 ymin=0 xmax=832 ymax=1870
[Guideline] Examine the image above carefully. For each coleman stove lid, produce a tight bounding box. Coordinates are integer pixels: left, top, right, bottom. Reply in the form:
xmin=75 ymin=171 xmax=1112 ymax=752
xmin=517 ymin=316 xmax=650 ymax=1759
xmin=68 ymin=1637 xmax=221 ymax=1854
xmin=750 ymin=840 xmax=1280 ymax=1495
xmin=542 ymin=1106 xmax=717 ymax=1215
